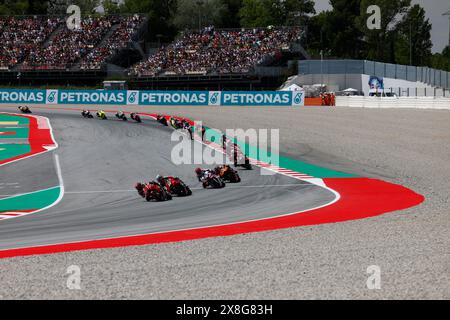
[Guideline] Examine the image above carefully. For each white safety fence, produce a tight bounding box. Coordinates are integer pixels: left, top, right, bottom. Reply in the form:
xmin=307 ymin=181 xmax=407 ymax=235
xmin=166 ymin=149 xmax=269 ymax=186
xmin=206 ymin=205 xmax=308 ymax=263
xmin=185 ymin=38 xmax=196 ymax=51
xmin=336 ymin=96 xmax=450 ymax=110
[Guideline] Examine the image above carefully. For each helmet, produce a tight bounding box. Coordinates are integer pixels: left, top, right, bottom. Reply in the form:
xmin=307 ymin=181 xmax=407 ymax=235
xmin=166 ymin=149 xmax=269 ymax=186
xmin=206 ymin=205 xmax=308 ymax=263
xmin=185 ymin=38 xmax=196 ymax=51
xmin=135 ymin=182 xmax=143 ymax=190
xmin=195 ymin=168 xmax=202 ymax=175
xmin=156 ymin=175 xmax=163 ymax=182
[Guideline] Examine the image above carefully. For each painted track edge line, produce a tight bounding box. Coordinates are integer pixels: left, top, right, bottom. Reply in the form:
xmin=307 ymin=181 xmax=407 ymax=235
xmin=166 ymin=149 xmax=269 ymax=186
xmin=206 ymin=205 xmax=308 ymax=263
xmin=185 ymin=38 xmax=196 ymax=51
xmin=0 ymin=110 xmax=424 ymax=259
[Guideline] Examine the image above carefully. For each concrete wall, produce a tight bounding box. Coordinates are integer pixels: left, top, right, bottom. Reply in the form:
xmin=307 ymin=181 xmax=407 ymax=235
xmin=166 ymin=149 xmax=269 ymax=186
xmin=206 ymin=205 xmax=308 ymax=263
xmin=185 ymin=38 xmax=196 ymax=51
xmin=336 ymin=96 xmax=450 ymax=110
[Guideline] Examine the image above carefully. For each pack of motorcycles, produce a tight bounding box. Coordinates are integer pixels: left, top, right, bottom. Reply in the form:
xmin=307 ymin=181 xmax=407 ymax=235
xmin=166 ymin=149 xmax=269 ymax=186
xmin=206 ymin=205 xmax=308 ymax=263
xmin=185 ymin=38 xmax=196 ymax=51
xmin=135 ymin=165 xmax=244 ymax=202
xmin=19 ymin=107 xmax=252 ymax=202
xmin=82 ymin=111 xmax=253 ymax=202
xmin=81 ymin=109 xmax=142 ymax=123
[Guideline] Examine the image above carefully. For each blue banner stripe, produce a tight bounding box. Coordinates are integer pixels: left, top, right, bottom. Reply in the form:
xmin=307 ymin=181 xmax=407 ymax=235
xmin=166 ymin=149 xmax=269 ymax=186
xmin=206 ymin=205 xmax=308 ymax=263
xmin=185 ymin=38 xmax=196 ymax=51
xmin=0 ymin=89 xmax=304 ymax=107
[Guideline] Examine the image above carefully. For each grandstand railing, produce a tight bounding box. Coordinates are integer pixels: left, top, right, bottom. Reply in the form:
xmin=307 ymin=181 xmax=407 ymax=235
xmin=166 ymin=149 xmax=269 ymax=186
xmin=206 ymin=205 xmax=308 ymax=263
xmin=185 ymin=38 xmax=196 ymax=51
xmin=298 ymin=59 xmax=450 ymax=89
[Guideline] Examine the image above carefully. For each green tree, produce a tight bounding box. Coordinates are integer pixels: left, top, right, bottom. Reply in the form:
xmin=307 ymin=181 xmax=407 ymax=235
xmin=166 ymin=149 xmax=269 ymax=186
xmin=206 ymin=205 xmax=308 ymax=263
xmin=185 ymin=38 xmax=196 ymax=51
xmin=358 ymin=0 xmax=411 ymax=62
xmin=220 ymin=0 xmax=243 ymax=28
xmin=394 ymin=4 xmax=432 ymax=66
xmin=172 ymin=0 xmax=227 ymax=30
xmin=28 ymin=0 xmax=48 ymax=14
xmin=47 ymin=0 xmax=99 ymax=15
xmin=429 ymin=45 xmax=450 ymax=72
xmin=239 ymin=0 xmax=278 ymax=27
xmin=121 ymin=0 xmax=177 ymax=41
xmin=102 ymin=0 xmax=123 ymax=14
xmin=0 ymin=0 xmax=29 ymax=15
xmin=239 ymin=0 xmax=314 ymax=28
xmin=443 ymin=45 xmax=450 ymax=59
xmin=283 ymin=0 xmax=316 ymax=26
xmin=307 ymin=0 xmax=365 ymax=59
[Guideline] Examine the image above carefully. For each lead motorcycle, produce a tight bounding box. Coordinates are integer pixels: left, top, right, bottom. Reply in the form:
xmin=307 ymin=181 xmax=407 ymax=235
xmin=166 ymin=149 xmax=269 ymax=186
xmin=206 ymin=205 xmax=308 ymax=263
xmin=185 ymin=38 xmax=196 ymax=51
xmin=18 ymin=106 xmax=32 ymax=114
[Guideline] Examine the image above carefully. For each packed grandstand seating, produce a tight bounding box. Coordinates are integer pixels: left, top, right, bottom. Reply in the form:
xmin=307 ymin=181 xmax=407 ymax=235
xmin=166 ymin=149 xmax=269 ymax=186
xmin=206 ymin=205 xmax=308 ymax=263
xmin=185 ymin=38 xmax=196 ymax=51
xmin=0 ymin=15 xmax=144 ymax=71
xmin=130 ymin=26 xmax=301 ymax=77
xmin=79 ymin=15 xmax=144 ymax=70
xmin=0 ymin=17 xmax=61 ymax=70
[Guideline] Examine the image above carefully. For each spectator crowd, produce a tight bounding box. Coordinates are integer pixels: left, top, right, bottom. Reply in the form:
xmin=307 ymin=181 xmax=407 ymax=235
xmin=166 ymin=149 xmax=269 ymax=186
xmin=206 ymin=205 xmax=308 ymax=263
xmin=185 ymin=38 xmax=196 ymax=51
xmin=0 ymin=15 xmax=143 ymax=71
xmin=0 ymin=17 xmax=60 ymax=70
xmin=130 ymin=26 xmax=301 ymax=77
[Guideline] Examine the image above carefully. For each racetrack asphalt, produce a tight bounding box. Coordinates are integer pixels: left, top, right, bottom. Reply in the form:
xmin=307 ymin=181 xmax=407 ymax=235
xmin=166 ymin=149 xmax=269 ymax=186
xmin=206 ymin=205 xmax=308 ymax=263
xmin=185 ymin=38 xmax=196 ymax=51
xmin=0 ymin=110 xmax=334 ymax=251
xmin=0 ymin=105 xmax=449 ymax=299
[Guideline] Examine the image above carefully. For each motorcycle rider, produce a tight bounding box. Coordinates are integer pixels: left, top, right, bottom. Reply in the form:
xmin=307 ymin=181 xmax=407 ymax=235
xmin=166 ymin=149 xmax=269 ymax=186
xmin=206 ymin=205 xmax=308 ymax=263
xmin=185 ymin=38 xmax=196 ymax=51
xmin=135 ymin=180 xmax=164 ymax=198
xmin=170 ymin=117 xmax=183 ymax=129
xmin=156 ymin=114 xmax=168 ymax=126
xmin=116 ymin=110 xmax=127 ymax=120
xmin=135 ymin=182 xmax=146 ymax=198
xmin=195 ymin=168 xmax=215 ymax=182
xmin=215 ymin=164 xmax=231 ymax=177
xmin=182 ymin=120 xmax=193 ymax=140
xmin=156 ymin=175 xmax=180 ymax=193
xmin=130 ymin=112 xmax=140 ymax=121
xmin=97 ymin=110 xmax=106 ymax=118
xmin=116 ymin=110 xmax=124 ymax=117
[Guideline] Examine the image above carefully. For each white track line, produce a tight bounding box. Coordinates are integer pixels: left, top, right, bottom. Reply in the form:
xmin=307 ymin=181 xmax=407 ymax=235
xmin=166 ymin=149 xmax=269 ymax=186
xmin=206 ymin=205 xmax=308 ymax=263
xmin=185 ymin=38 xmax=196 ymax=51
xmin=21 ymin=153 xmax=65 ymax=216
xmin=0 ymin=155 xmax=64 ymax=222
xmin=63 ymin=183 xmax=314 ymax=195
xmin=0 ymin=112 xmax=342 ymax=252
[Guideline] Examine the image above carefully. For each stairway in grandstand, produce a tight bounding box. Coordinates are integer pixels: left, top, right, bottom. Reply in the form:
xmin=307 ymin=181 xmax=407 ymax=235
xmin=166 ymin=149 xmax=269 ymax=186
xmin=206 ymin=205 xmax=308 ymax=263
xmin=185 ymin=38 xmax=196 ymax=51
xmin=70 ymin=23 xmax=121 ymax=71
xmin=43 ymin=23 xmax=65 ymax=48
xmin=12 ymin=20 xmax=65 ymax=71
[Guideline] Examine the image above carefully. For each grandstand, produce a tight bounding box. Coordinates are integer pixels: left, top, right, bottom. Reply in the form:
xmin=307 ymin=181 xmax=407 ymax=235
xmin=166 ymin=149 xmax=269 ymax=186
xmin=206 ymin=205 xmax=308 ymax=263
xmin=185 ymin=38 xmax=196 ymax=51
xmin=0 ymin=19 xmax=307 ymax=90
xmin=130 ymin=27 xmax=301 ymax=77
xmin=129 ymin=26 xmax=308 ymax=90
xmin=0 ymin=14 xmax=147 ymax=87
xmin=0 ymin=16 xmax=61 ymax=70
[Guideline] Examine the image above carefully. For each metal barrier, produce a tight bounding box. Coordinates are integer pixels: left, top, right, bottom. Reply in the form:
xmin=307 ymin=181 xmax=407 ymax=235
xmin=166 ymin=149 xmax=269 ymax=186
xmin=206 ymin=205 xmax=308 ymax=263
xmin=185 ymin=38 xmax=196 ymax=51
xmin=336 ymin=96 xmax=450 ymax=110
xmin=299 ymin=60 xmax=450 ymax=89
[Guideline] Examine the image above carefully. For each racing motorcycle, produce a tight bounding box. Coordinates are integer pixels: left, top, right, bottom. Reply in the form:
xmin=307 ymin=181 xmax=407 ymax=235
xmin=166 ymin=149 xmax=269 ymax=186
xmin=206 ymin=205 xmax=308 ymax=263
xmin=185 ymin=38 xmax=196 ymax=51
xmin=136 ymin=182 xmax=172 ymax=202
xmin=81 ymin=110 xmax=93 ymax=118
xmin=202 ymin=173 xmax=226 ymax=189
xmin=96 ymin=111 xmax=107 ymax=120
xmin=18 ymin=106 xmax=32 ymax=114
xmin=156 ymin=115 xmax=168 ymax=126
xmin=115 ymin=112 xmax=128 ymax=121
xmin=130 ymin=113 xmax=142 ymax=123
xmin=169 ymin=118 xmax=183 ymax=130
xmin=215 ymin=165 xmax=241 ymax=183
xmin=162 ymin=178 xmax=192 ymax=197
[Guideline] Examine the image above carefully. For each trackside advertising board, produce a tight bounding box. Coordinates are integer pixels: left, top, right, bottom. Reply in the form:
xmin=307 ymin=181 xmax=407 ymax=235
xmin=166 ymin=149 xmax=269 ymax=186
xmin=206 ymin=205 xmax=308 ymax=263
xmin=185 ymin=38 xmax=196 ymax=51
xmin=0 ymin=89 xmax=47 ymax=104
xmin=0 ymin=89 xmax=305 ymax=107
